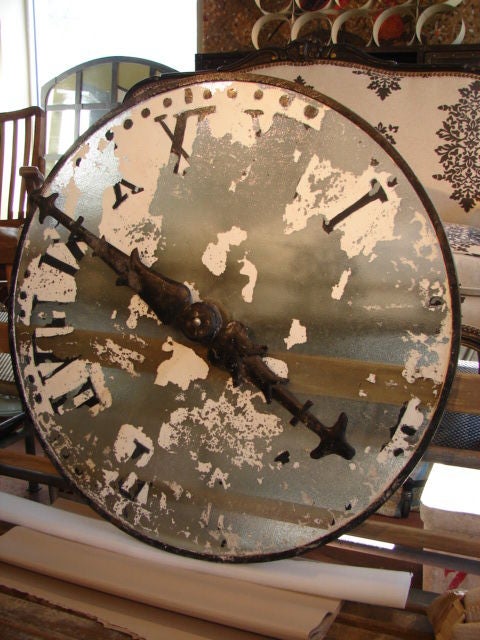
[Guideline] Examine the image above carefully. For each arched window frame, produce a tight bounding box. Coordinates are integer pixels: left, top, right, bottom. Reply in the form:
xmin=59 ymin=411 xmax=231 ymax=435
xmin=41 ymin=56 xmax=176 ymax=171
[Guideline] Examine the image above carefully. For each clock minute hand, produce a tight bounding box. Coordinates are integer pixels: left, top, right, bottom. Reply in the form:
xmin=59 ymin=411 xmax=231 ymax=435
xmin=208 ymin=324 xmax=354 ymax=461
xmin=32 ymin=192 xmax=355 ymax=461
xmin=31 ymin=192 xmax=192 ymax=324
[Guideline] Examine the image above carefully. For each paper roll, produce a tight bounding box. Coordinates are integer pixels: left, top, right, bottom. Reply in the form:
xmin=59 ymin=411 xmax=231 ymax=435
xmin=0 ymin=491 xmax=411 ymax=608
xmin=0 ymin=527 xmax=339 ymax=640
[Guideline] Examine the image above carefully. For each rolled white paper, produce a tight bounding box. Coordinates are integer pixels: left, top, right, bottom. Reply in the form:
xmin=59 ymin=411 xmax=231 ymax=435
xmin=0 ymin=491 xmax=411 ymax=607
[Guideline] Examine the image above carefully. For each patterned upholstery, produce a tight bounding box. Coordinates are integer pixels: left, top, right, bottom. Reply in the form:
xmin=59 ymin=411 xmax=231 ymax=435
xmin=242 ymin=58 xmax=480 ymax=228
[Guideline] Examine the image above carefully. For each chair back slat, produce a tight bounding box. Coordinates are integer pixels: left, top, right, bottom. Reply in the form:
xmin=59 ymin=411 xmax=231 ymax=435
xmin=0 ymin=107 xmax=46 ymax=225
xmin=0 ymin=122 xmax=4 ymax=213
xmin=7 ymin=120 xmax=18 ymax=221
xmin=23 ymin=116 xmax=32 ymax=166
xmin=18 ymin=116 xmax=33 ymax=217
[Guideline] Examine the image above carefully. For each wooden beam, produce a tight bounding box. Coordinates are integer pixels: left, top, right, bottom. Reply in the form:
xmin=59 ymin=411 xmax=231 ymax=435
xmin=3 ymin=319 xmax=478 ymax=414
xmin=424 ymin=446 xmax=480 ymax=469
xmin=0 ymin=321 xmax=8 ymax=353
xmin=352 ymin=518 xmax=480 ymax=559
xmin=0 ymin=450 xmax=57 ymax=477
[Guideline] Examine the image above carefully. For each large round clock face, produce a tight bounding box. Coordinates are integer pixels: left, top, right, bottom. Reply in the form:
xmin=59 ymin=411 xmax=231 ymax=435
xmin=11 ymin=74 xmax=458 ymax=561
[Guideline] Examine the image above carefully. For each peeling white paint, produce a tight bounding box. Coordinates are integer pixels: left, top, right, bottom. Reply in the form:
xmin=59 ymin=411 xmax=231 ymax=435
xmin=284 ymin=319 xmax=307 ymax=350
xmin=207 ymin=467 xmax=230 ymax=489
xmin=262 ymin=357 xmax=288 ymax=379
xmin=184 ymin=281 xmax=201 ymax=303
xmin=196 ymin=460 xmax=213 ymax=474
xmin=35 ymin=325 xmax=74 ymax=339
xmin=332 ymin=268 xmax=351 ymax=300
xmin=419 ymin=279 xmax=446 ymax=312
xmin=99 ymin=199 xmax=162 ymax=267
xmin=402 ymin=306 xmax=451 ymax=386
xmin=158 ymin=414 xmax=184 ymax=451
xmin=126 ymin=294 xmax=161 ymax=329
xmin=203 ymin=82 xmax=324 ymax=149
xmin=22 ymin=343 xmax=112 ymax=418
xmin=284 ymin=161 xmax=401 ymax=261
xmin=238 ymin=254 xmax=257 ymax=303
xmin=155 ymin=337 xmax=209 ymax=391
xmin=163 ymin=381 xmax=283 ymax=470
xmin=200 ymin=502 xmax=212 ymax=527
xmin=113 ymin=424 xmax=153 ymax=467
xmin=164 ymin=480 xmax=184 ymax=500
xmin=402 ymin=399 xmax=423 ymax=431
xmin=43 ymin=227 xmax=61 ymax=242
xmin=93 ymin=338 xmax=145 ymax=377
xmin=229 ymin=164 xmax=252 ymax=192
xmin=377 ymin=397 xmax=424 ymax=464
xmin=283 ymin=154 xmax=329 ymax=234
xmin=410 ymin=211 xmax=439 ymax=262
xmin=202 ymin=226 xmax=247 ymax=276
xmin=100 ymin=469 xmax=119 ymax=500
xmin=159 ymin=493 xmax=168 ymax=512
xmin=337 ymin=175 xmax=401 ymax=260
xmin=400 ymin=257 xmax=418 ymax=272
xmin=18 ymin=255 xmax=78 ymax=324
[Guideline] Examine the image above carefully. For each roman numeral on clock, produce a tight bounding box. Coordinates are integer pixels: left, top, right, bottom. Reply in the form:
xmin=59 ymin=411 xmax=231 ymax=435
xmin=112 ymin=179 xmax=144 ymax=210
xmin=155 ymin=106 xmax=216 ymax=174
xmin=119 ymin=472 xmax=149 ymax=503
xmin=38 ymin=233 xmax=87 ymax=275
xmin=323 ymin=179 xmax=389 ymax=234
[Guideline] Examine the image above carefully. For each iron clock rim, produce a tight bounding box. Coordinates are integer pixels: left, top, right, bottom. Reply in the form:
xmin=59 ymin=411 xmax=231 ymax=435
xmin=9 ymin=72 xmax=461 ymax=563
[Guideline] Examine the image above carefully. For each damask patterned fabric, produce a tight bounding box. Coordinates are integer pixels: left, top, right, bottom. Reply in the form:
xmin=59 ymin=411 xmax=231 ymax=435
xmin=246 ymin=60 xmax=480 ymax=229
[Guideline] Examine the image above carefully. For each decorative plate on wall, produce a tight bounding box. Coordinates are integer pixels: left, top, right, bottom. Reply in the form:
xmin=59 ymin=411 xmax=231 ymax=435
xmin=11 ymin=74 xmax=459 ymax=561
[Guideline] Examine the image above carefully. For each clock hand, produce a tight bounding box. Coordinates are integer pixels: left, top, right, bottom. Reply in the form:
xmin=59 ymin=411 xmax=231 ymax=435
xmin=208 ymin=322 xmax=354 ymax=460
xmin=31 ymin=191 xmax=355 ymax=461
xmin=33 ymin=192 xmax=192 ymax=325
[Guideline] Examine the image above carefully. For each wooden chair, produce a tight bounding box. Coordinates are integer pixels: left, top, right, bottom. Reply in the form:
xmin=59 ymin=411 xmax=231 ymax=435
xmin=0 ymin=106 xmax=46 ymax=297
xmin=0 ymin=107 xmax=45 ymax=484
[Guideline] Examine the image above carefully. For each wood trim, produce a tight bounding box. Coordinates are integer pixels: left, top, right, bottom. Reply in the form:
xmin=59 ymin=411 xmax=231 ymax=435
xmin=1 ymin=320 xmax=477 ymax=413
xmin=0 ymin=322 xmax=9 ymax=353
xmin=0 ymin=121 xmax=4 ymax=208
xmin=424 ymin=446 xmax=480 ymax=469
xmin=0 ymin=450 xmax=54 ymax=476
xmin=353 ymin=519 xmax=480 ymax=559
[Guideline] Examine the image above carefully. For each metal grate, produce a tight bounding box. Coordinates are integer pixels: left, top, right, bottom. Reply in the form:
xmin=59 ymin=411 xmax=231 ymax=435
xmin=0 ymin=353 xmax=14 ymax=384
xmin=433 ymin=361 xmax=480 ymax=450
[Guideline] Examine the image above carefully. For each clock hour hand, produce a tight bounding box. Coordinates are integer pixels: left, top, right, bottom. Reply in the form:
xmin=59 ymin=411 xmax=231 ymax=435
xmin=31 ymin=191 xmax=355 ymax=461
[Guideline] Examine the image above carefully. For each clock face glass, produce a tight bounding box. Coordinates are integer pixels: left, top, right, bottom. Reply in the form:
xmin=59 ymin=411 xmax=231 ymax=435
xmin=12 ymin=75 xmax=458 ymax=561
